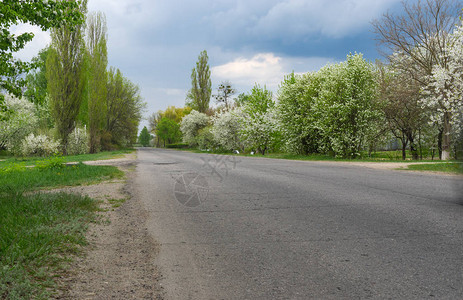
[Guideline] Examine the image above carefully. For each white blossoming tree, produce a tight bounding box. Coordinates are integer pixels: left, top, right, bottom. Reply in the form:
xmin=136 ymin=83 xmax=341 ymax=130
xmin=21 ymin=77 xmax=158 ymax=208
xmin=240 ymin=85 xmax=279 ymax=155
xmin=180 ymin=110 xmax=209 ymax=146
xmin=211 ymin=108 xmax=243 ymax=151
xmin=0 ymin=95 xmax=38 ymax=153
xmin=277 ymin=72 xmax=323 ymax=154
xmin=314 ymin=54 xmax=382 ymax=158
xmin=426 ymin=17 xmax=463 ymax=159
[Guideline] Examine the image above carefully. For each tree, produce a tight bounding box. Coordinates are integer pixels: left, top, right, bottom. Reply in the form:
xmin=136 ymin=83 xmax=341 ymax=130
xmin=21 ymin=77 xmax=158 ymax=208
xmin=213 ymin=81 xmax=236 ymax=110
xmin=156 ymin=118 xmax=182 ymax=147
xmin=180 ymin=110 xmax=209 ymax=146
xmin=186 ymin=50 xmax=211 ymax=113
xmin=86 ymin=11 xmax=108 ymax=153
xmin=0 ymin=0 xmax=85 ymax=102
xmin=377 ymin=63 xmax=429 ymax=160
xmin=104 ymin=67 xmax=145 ymax=149
xmin=211 ymin=108 xmax=243 ymax=151
xmin=46 ymin=0 xmax=88 ymax=153
xmin=138 ymin=126 xmax=151 ymax=147
xmin=372 ymin=0 xmax=462 ymax=160
xmin=315 ymin=54 xmax=382 ymax=158
xmin=426 ymin=15 xmax=463 ymax=159
xmin=240 ymin=85 xmax=278 ymax=155
xmin=277 ymin=72 xmax=323 ymax=154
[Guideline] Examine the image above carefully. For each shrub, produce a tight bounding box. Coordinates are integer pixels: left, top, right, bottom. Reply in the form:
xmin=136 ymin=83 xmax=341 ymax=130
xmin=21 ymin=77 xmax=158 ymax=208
xmin=21 ymin=133 xmax=60 ymax=157
xmin=67 ymin=126 xmax=89 ymax=155
xmin=166 ymin=143 xmax=189 ymax=149
xmin=0 ymin=95 xmax=38 ymax=154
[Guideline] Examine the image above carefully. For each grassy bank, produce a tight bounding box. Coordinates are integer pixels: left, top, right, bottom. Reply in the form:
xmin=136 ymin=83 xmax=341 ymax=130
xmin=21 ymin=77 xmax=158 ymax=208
xmin=404 ymin=162 xmax=463 ymax=174
xmin=0 ymin=159 xmax=124 ymax=299
xmin=0 ymin=149 xmax=134 ymax=168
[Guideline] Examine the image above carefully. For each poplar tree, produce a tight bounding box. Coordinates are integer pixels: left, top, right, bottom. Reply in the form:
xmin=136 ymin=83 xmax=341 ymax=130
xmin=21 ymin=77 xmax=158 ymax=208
xmin=46 ymin=0 xmax=88 ymax=153
xmin=86 ymin=11 xmax=108 ymax=153
xmin=186 ymin=50 xmax=211 ymax=113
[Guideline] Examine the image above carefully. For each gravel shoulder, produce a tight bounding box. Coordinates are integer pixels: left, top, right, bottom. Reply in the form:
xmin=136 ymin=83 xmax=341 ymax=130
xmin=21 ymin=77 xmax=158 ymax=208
xmin=53 ymin=153 xmax=163 ymax=299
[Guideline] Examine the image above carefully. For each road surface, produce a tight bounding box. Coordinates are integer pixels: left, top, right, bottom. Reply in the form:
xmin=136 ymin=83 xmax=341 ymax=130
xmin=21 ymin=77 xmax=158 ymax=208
xmin=133 ymin=148 xmax=463 ymax=299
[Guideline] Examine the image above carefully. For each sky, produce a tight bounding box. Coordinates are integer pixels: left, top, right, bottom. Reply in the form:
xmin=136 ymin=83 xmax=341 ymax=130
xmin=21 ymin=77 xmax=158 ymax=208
xmin=12 ymin=0 xmax=404 ymax=131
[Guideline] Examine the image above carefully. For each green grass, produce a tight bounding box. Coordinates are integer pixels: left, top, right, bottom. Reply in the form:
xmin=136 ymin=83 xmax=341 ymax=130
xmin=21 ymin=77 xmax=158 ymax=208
xmin=0 ymin=163 xmax=124 ymax=195
xmin=0 ymin=159 xmax=124 ymax=298
xmin=0 ymin=148 xmax=134 ymax=168
xmin=0 ymin=192 xmax=99 ymax=299
xmin=404 ymin=162 xmax=463 ymax=174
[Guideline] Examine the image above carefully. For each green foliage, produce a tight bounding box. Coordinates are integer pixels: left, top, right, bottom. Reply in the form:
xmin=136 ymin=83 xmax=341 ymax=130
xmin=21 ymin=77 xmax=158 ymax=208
xmin=34 ymin=156 xmax=65 ymax=171
xmin=0 ymin=0 xmax=85 ymax=100
xmin=196 ymin=126 xmax=216 ymax=150
xmin=46 ymin=0 xmax=88 ymax=153
xmin=277 ymin=72 xmax=323 ymax=154
xmin=156 ymin=118 xmax=182 ymax=146
xmin=86 ymin=12 xmax=108 ymax=153
xmin=138 ymin=126 xmax=151 ymax=147
xmin=166 ymin=143 xmax=189 ymax=149
xmin=105 ymin=68 xmax=145 ymax=149
xmin=240 ymin=85 xmax=278 ymax=155
xmin=277 ymin=53 xmax=382 ymax=158
xmin=186 ymin=50 xmax=211 ymax=113
xmin=24 ymin=47 xmax=50 ymax=106
xmin=315 ymin=54 xmax=381 ymax=158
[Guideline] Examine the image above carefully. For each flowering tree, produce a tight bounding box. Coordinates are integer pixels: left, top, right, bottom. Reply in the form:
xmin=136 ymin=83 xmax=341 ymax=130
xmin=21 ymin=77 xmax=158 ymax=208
xmin=211 ymin=108 xmax=243 ymax=151
xmin=240 ymin=85 xmax=278 ymax=155
xmin=315 ymin=54 xmax=382 ymax=158
xmin=277 ymin=72 xmax=323 ymax=154
xmin=180 ymin=110 xmax=209 ymax=146
xmin=0 ymin=95 xmax=38 ymax=153
xmin=426 ymin=17 xmax=463 ymax=159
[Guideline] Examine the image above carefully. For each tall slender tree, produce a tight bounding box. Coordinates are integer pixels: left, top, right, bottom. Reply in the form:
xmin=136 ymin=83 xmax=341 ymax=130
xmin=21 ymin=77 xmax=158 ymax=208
xmin=186 ymin=50 xmax=211 ymax=113
xmin=86 ymin=11 xmax=108 ymax=153
xmin=46 ymin=0 xmax=88 ymax=153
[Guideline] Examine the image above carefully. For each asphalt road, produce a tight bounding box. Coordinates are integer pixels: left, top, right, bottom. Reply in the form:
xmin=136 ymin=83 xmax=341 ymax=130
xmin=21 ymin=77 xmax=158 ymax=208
xmin=133 ymin=148 xmax=463 ymax=299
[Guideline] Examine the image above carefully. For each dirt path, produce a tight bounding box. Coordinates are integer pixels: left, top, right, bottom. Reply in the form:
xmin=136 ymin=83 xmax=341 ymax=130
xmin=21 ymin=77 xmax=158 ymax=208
xmin=55 ymin=153 xmax=163 ymax=299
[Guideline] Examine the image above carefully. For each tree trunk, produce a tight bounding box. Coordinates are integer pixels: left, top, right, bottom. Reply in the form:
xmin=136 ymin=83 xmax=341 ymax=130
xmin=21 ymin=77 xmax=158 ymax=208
xmin=407 ymin=134 xmax=419 ymax=160
xmin=441 ymin=112 xmax=451 ymax=160
xmin=400 ymin=135 xmax=408 ymax=160
xmin=438 ymin=127 xmax=443 ymax=160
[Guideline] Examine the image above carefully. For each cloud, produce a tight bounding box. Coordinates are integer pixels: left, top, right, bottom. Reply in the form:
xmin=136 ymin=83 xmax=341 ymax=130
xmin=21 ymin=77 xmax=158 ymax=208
xmin=250 ymin=0 xmax=400 ymax=40
xmin=211 ymin=53 xmax=334 ymax=90
xmin=11 ymin=24 xmax=51 ymax=61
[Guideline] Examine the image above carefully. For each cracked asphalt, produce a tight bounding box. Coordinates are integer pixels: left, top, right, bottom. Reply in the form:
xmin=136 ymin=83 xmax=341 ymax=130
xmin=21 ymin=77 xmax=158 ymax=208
xmin=133 ymin=148 xmax=463 ymax=299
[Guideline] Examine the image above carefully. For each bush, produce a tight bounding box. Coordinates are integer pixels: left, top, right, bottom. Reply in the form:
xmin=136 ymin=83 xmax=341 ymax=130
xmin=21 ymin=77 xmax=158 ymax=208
xmin=67 ymin=126 xmax=89 ymax=155
xmin=0 ymin=95 xmax=38 ymax=154
xmin=166 ymin=143 xmax=189 ymax=149
xmin=21 ymin=133 xmax=60 ymax=157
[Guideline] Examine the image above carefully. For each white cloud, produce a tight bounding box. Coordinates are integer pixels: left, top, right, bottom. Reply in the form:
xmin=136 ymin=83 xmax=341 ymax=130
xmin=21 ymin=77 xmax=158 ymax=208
xmin=11 ymin=24 xmax=51 ymax=62
xmin=211 ymin=53 xmax=334 ymax=90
